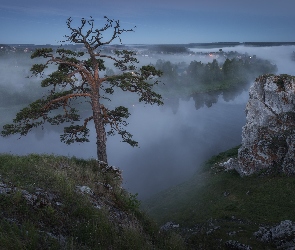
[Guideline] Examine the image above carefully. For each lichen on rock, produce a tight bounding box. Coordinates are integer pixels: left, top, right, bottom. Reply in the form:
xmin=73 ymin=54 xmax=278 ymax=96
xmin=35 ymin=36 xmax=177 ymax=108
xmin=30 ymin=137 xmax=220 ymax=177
xmin=237 ymin=74 xmax=295 ymax=175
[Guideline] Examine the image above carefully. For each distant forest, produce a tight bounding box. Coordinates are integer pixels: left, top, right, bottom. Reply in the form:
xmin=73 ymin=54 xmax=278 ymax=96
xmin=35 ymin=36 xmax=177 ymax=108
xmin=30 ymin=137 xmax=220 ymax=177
xmin=154 ymin=53 xmax=277 ymax=97
xmin=0 ymin=44 xmax=280 ymax=106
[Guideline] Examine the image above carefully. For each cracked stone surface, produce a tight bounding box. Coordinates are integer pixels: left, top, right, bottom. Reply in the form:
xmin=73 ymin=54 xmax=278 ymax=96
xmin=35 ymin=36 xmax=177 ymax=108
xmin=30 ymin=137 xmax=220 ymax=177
xmin=237 ymin=75 xmax=295 ymax=175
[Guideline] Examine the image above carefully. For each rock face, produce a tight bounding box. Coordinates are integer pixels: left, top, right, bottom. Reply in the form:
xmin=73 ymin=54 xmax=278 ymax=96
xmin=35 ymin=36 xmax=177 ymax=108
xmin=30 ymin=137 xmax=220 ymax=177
xmin=237 ymin=74 xmax=295 ymax=175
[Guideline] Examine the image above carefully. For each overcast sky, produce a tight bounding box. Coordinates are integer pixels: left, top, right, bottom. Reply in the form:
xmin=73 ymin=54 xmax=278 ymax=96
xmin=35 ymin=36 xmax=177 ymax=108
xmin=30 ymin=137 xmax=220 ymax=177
xmin=0 ymin=0 xmax=294 ymax=44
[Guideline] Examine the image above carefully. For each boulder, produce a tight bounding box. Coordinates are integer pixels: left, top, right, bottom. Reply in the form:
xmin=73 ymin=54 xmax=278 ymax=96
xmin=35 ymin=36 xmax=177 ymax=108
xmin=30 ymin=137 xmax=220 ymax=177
xmin=237 ymin=74 xmax=295 ymax=175
xmin=254 ymin=220 xmax=295 ymax=249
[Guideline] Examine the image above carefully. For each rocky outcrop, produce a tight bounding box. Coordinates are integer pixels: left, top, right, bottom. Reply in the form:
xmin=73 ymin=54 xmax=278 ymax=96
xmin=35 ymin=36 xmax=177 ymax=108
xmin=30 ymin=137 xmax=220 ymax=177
xmin=254 ymin=220 xmax=295 ymax=249
xmin=237 ymin=74 xmax=295 ymax=175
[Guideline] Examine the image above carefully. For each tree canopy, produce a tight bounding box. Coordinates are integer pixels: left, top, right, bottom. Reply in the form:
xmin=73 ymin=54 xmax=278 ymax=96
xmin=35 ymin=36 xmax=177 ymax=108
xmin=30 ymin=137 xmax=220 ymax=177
xmin=1 ymin=17 xmax=163 ymax=164
xmin=155 ymin=56 xmax=277 ymax=95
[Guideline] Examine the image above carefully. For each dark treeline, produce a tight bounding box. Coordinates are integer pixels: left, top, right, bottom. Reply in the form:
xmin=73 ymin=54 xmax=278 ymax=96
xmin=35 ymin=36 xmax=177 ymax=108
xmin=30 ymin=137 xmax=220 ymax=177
xmin=0 ymin=47 xmax=278 ymax=113
xmin=155 ymin=55 xmax=277 ymax=95
xmin=154 ymin=53 xmax=277 ymax=111
xmin=148 ymin=44 xmax=189 ymax=54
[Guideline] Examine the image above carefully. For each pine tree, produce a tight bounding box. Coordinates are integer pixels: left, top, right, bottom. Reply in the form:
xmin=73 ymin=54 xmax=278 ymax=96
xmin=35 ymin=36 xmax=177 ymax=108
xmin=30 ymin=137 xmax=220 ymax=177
xmin=1 ymin=17 xmax=163 ymax=164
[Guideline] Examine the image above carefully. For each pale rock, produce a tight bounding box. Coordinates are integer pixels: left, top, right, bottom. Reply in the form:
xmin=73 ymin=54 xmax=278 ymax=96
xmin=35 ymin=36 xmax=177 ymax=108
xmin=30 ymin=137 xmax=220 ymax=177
xmin=76 ymin=185 xmax=94 ymax=195
xmin=237 ymin=74 xmax=295 ymax=175
xmin=160 ymin=221 xmax=180 ymax=231
xmin=254 ymin=220 xmax=295 ymax=248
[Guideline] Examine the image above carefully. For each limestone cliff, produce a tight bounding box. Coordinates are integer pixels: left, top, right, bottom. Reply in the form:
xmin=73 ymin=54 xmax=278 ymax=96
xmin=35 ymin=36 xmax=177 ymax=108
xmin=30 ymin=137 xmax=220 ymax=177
xmin=237 ymin=74 xmax=295 ymax=175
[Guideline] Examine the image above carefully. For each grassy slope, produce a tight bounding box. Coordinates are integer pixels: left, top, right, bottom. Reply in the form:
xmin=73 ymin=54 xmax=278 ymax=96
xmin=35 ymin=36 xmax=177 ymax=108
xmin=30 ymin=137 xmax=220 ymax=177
xmin=143 ymin=146 xmax=295 ymax=249
xmin=0 ymin=154 xmax=185 ymax=250
xmin=1 ymin=148 xmax=295 ymax=249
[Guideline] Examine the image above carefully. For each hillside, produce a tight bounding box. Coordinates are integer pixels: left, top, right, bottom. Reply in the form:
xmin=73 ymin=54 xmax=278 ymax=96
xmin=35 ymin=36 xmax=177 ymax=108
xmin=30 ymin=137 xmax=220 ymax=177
xmin=143 ymin=146 xmax=295 ymax=249
xmin=0 ymin=154 xmax=185 ymax=249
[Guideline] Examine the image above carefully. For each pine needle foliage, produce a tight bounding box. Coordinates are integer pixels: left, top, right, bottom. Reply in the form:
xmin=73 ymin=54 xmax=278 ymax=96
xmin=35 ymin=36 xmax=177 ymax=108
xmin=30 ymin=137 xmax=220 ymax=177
xmin=1 ymin=17 xmax=163 ymax=163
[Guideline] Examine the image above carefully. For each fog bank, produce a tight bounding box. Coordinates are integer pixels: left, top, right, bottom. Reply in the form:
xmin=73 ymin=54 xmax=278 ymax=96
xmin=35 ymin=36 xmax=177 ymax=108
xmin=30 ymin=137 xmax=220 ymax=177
xmin=1 ymin=45 xmax=294 ymax=199
xmin=1 ymin=92 xmax=248 ymax=199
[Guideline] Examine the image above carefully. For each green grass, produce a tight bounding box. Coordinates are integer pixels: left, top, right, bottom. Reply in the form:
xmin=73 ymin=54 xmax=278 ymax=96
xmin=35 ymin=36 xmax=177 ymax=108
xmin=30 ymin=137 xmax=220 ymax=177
xmin=3 ymin=148 xmax=295 ymax=249
xmin=0 ymin=154 xmax=186 ymax=250
xmin=143 ymin=146 xmax=295 ymax=249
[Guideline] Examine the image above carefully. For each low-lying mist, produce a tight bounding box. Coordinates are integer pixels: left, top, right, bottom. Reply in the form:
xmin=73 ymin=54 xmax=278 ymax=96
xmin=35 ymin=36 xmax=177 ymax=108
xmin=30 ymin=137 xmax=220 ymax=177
xmin=0 ymin=45 xmax=294 ymax=199
xmin=0 ymin=95 xmax=247 ymax=199
xmin=189 ymin=45 xmax=295 ymax=75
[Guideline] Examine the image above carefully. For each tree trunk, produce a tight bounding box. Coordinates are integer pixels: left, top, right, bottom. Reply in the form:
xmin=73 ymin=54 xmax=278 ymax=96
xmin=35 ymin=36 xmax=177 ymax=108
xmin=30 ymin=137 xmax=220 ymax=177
xmin=91 ymin=94 xmax=108 ymax=164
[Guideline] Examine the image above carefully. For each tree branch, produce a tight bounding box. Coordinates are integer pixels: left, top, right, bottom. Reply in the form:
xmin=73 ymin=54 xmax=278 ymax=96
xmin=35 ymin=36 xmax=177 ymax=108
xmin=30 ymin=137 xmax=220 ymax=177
xmin=43 ymin=93 xmax=91 ymax=111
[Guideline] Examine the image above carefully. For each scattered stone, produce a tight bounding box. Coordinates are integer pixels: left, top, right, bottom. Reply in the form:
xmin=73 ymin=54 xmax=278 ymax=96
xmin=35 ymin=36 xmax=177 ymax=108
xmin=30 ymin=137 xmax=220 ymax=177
xmin=225 ymin=240 xmax=252 ymax=250
xmin=160 ymin=221 xmax=180 ymax=231
xmin=93 ymin=204 xmax=101 ymax=209
xmin=98 ymin=161 xmax=122 ymax=176
xmin=223 ymin=191 xmax=230 ymax=197
xmin=254 ymin=220 xmax=295 ymax=249
xmin=39 ymin=231 xmax=66 ymax=247
xmin=219 ymin=158 xmax=236 ymax=171
xmin=0 ymin=162 xmax=144 ymax=249
xmin=228 ymin=231 xmax=237 ymax=236
xmin=105 ymin=183 xmax=113 ymax=190
xmin=21 ymin=189 xmax=38 ymax=205
xmin=206 ymin=226 xmax=220 ymax=235
xmin=0 ymin=183 xmax=13 ymax=194
xmin=0 ymin=181 xmax=61 ymax=208
xmin=76 ymin=185 xmax=94 ymax=195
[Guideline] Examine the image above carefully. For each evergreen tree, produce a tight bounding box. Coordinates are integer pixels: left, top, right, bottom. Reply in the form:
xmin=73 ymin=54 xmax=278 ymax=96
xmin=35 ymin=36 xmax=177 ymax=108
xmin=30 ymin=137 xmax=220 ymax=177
xmin=1 ymin=17 xmax=163 ymax=164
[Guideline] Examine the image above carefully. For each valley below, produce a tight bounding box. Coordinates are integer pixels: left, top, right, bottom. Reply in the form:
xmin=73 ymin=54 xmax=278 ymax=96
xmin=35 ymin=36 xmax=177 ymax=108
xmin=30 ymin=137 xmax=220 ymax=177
xmin=1 ymin=43 xmax=295 ymax=249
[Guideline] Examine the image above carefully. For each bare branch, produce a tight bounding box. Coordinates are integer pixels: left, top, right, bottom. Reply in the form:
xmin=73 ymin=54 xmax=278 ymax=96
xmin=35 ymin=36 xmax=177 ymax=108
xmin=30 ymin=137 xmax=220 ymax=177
xmin=64 ymin=16 xmax=135 ymax=50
